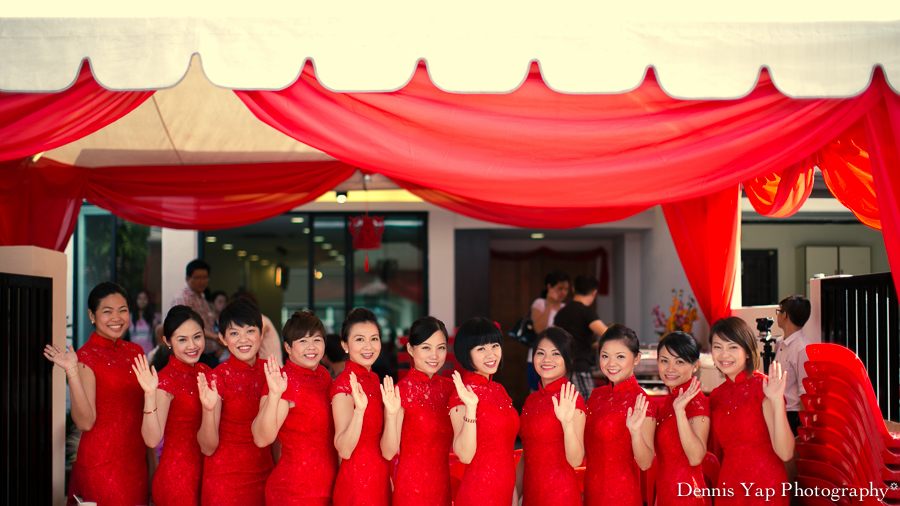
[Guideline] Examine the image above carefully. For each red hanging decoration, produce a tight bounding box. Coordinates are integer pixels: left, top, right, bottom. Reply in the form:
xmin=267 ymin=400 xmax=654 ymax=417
xmin=349 ymin=214 xmax=385 ymax=272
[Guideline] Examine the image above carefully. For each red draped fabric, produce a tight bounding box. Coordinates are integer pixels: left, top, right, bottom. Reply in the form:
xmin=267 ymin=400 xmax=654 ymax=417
xmin=0 ymin=158 xmax=356 ymax=251
xmin=662 ymin=186 xmax=742 ymax=325
xmin=866 ymin=88 xmax=900 ymax=294
xmin=0 ymin=63 xmax=153 ymax=163
xmin=743 ymin=159 xmax=815 ymax=218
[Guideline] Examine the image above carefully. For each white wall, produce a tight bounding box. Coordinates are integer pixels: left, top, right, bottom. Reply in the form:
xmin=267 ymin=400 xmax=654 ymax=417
xmin=161 ymin=228 xmax=198 ymax=318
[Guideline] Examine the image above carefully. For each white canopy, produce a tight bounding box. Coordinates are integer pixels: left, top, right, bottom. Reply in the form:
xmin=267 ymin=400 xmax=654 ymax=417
xmin=3 ymin=0 xmax=900 ymax=98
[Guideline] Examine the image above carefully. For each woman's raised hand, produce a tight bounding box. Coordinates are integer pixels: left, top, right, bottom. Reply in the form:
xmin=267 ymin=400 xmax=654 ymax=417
xmin=763 ymin=361 xmax=787 ymax=401
xmin=264 ymin=355 xmax=288 ymax=398
xmin=672 ymin=377 xmax=701 ymax=414
xmin=43 ymin=344 xmax=78 ymax=371
xmin=452 ymin=370 xmax=479 ymax=411
xmin=197 ymin=373 xmax=219 ymax=412
xmin=552 ymin=381 xmax=580 ymax=424
xmin=381 ymin=375 xmax=402 ymax=416
xmin=131 ymin=354 xmax=158 ymax=394
xmin=625 ymin=394 xmax=649 ymax=434
xmin=349 ymin=372 xmax=369 ymax=413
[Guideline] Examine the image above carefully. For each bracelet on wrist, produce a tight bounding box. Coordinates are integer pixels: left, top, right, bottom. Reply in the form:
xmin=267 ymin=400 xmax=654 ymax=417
xmin=143 ymin=407 xmax=158 ymax=415
xmin=64 ymin=365 xmax=77 ymax=373
xmin=66 ymin=370 xmax=80 ymax=380
xmin=464 ymin=415 xmax=476 ymax=423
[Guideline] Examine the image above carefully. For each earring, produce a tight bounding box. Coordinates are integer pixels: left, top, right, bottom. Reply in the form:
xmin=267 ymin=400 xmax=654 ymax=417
xmin=168 ymin=346 xmax=172 ymax=350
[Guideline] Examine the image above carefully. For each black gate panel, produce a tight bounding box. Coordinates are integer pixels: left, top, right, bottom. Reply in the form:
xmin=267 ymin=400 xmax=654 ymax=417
xmin=0 ymin=272 xmax=53 ymax=505
xmin=820 ymin=272 xmax=899 ymax=422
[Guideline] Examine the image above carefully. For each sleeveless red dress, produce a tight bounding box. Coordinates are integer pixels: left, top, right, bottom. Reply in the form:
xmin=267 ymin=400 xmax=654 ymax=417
xmin=584 ymin=375 xmax=657 ymax=506
xmin=710 ymin=371 xmax=788 ymax=506
xmin=265 ymin=361 xmax=337 ymax=506
xmin=520 ymin=376 xmax=586 ymax=506
xmin=448 ymin=371 xmax=520 ymax=506
xmin=201 ymin=355 xmax=274 ymax=506
xmin=654 ymin=380 xmax=711 ymax=506
xmin=331 ymin=361 xmax=391 ymax=506
xmin=392 ymin=368 xmax=454 ymax=506
xmin=70 ymin=333 xmax=148 ymax=506
xmin=151 ymin=355 xmax=211 ymax=506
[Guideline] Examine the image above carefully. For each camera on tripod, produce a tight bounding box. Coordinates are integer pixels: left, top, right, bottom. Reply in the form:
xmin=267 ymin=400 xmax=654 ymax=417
xmin=756 ymin=317 xmax=777 ymax=374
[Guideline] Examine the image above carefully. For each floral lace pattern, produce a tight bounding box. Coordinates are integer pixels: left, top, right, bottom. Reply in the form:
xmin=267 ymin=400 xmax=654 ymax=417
xmin=152 ymin=355 xmax=211 ymax=506
xmin=393 ymin=368 xmax=454 ymax=506
xmin=520 ymin=376 xmax=586 ymax=506
xmin=265 ymin=361 xmax=337 ymax=506
xmin=654 ymin=380 xmax=711 ymax=506
xmin=449 ymin=371 xmax=520 ymax=506
xmin=201 ymin=355 xmax=273 ymax=506
xmin=710 ymin=371 xmax=788 ymax=506
xmin=331 ymin=361 xmax=391 ymax=506
xmin=71 ymin=333 xmax=148 ymax=506
xmin=584 ymin=375 xmax=657 ymax=506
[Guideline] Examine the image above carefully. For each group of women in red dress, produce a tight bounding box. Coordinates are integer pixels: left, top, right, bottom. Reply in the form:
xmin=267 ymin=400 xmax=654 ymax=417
xmin=44 ymin=282 xmax=795 ymax=506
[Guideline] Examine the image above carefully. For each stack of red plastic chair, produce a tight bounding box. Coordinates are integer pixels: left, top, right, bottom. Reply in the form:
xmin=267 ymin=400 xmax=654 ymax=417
xmin=795 ymin=343 xmax=900 ymax=505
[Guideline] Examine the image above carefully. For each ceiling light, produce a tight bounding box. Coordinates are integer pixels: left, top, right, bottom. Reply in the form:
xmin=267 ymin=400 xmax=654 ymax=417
xmin=336 ymin=191 xmax=348 ymax=204
xmin=314 ymin=270 xmax=323 ymax=280
xmin=322 ymin=243 xmax=332 ymax=250
xmin=303 ymin=228 xmax=310 ymax=234
xmin=329 ymin=250 xmax=339 ymax=256
xmin=222 ymin=244 xmax=233 ymax=250
xmin=250 ymin=255 xmax=259 ymax=261
xmin=291 ymin=216 xmax=305 ymax=224
xmin=531 ymin=233 xmax=545 ymax=239
xmin=314 ymin=236 xmax=325 ymax=242
xmin=260 ymin=259 xmax=270 ymax=266
xmin=237 ymin=250 xmax=247 ymax=257
xmin=205 ymin=236 xmax=217 ymax=243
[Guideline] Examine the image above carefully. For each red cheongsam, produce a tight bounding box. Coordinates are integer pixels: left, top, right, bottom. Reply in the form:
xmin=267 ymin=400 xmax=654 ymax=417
xmin=265 ymin=361 xmax=337 ymax=506
xmin=331 ymin=361 xmax=391 ymax=506
xmin=520 ymin=376 xmax=586 ymax=506
xmin=69 ymin=333 xmax=148 ymax=506
xmin=584 ymin=374 xmax=657 ymax=506
xmin=448 ymin=371 xmax=521 ymax=506
xmin=710 ymin=371 xmax=788 ymax=506
xmin=152 ymin=355 xmax=211 ymax=506
xmin=392 ymin=368 xmax=454 ymax=506
xmin=201 ymin=355 xmax=274 ymax=506
xmin=654 ymin=380 xmax=711 ymax=506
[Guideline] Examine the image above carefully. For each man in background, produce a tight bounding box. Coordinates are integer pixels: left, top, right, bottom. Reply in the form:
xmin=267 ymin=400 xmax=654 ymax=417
xmin=554 ymin=275 xmax=609 ymax=399
xmin=170 ymin=259 xmax=219 ymax=368
xmin=774 ymin=294 xmax=812 ymax=436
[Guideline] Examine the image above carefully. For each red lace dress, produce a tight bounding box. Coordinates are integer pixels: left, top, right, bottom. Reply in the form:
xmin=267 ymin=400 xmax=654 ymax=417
xmin=710 ymin=371 xmax=788 ymax=506
xmin=449 ymin=371 xmax=521 ymax=506
xmin=331 ymin=361 xmax=391 ymax=506
xmin=265 ymin=361 xmax=337 ymax=506
xmin=392 ymin=368 xmax=454 ymax=506
xmin=654 ymin=380 xmax=711 ymax=506
xmin=584 ymin=375 xmax=657 ymax=506
xmin=151 ymin=355 xmax=211 ymax=506
xmin=520 ymin=376 xmax=586 ymax=506
xmin=69 ymin=333 xmax=148 ymax=506
xmin=201 ymin=355 xmax=274 ymax=506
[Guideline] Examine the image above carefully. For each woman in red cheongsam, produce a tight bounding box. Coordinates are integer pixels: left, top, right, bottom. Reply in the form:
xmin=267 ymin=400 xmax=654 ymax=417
xmin=449 ymin=317 xmax=521 ymax=506
xmin=654 ymin=331 xmax=711 ymax=506
xmin=44 ymin=282 xmax=147 ymax=506
xmin=331 ymin=307 xmax=391 ymax=506
xmin=251 ymin=310 xmax=337 ymax=506
xmin=381 ymin=316 xmax=455 ymax=506
xmin=518 ymin=327 xmax=586 ymax=506
xmin=709 ymin=317 xmax=793 ymax=506
xmin=197 ymin=298 xmax=274 ymax=506
xmin=584 ymin=324 xmax=657 ymax=506
xmin=132 ymin=305 xmax=211 ymax=506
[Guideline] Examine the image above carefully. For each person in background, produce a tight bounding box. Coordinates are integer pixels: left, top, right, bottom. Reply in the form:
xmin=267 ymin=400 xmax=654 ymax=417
xmin=553 ymin=275 xmax=608 ymax=400
xmin=210 ymin=291 xmax=228 ymax=333
xmin=321 ymin=334 xmax=348 ymax=380
xmin=171 ymin=259 xmax=219 ymax=369
xmin=130 ymin=291 xmax=159 ymax=355
xmin=234 ymin=290 xmax=283 ymax=367
xmin=528 ymin=271 xmax=570 ymax=392
xmin=773 ymin=294 xmax=812 ymax=436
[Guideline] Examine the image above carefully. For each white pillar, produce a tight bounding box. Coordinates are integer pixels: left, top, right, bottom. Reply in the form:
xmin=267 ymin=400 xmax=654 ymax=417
xmin=428 ymin=210 xmax=455 ymax=329
xmin=623 ymin=232 xmax=643 ymax=337
xmin=161 ymin=229 xmax=198 ymax=318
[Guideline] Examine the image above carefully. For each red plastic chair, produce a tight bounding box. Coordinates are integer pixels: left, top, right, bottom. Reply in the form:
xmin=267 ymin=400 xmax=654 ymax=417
xmin=798 ymin=410 xmax=865 ymax=459
xmin=795 ymin=459 xmax=855 ymax=489
xmin=806 ymin=344 xmax=900 ymax=449
xmin=449 ymin=474 xmax=462 ymax=503
xmin=513 ymin=449 xmax=523 ymax=468
xmin=798 ymin=425 xmax=900 ymax=498
xmin=701 ymin=451 xmax=720 ymax=489
xmin=573 ymin=466 xmax=586 ymax=494
xmin=794 ymin=476 xmax=853 ymax=506
xmin=641 ymin=458 xmax=658 ymax=506
xmin=796 ymin=443 xmax=861 ymax=487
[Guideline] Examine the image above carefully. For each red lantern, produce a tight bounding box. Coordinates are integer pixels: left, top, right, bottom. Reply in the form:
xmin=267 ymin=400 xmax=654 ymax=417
xmin=349 ymin=215 xmax=385 ymax=272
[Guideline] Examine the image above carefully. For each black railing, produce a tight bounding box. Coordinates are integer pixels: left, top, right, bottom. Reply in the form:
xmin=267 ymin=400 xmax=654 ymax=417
xmin=820 ymin=272 xmax=899 ymax=422
xmin=0 ymin=272 xmax=53 ymax=505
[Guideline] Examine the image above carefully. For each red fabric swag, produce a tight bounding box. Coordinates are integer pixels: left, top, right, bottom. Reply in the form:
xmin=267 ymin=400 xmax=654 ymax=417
xmin=0 ymin=158 xmax=356 ymax=250
xmin=866 ymin=89 xmax=900 ymax=294
xmin=0 ymin=62 xmax=153 ymax=163
xmin=663 ymin=186 xmax=741 ymax=325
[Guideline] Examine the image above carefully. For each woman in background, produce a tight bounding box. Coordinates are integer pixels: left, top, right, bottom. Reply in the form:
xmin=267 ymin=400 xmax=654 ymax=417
xmin=528 ymin=271 xmax=570 ymax=392
xmin=130 ymin=290 xmax=159 ymax=355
